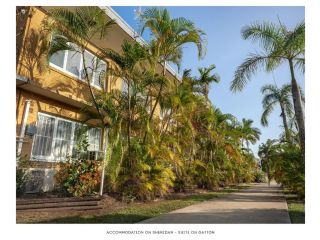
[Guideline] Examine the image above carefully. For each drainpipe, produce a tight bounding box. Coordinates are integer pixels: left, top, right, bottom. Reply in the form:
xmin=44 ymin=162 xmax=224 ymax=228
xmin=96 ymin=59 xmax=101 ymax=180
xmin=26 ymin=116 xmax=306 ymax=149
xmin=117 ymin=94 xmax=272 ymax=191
xmin=99 ymin=127 xmax=109 ymax=196
xmin=17 ymin=99 xmax=31 ymax=155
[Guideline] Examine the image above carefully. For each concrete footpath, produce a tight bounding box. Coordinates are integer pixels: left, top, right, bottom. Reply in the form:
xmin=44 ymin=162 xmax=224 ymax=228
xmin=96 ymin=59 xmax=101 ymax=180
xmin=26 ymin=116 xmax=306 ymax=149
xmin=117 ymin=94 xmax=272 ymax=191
xmin=140 ymin=182 xmax=291 ymax=224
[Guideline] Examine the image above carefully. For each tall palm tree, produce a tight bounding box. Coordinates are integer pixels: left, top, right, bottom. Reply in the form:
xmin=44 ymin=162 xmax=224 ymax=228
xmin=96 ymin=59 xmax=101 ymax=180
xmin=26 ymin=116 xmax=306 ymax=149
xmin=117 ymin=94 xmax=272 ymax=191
xmin=230 ymin=21 xmax=305 ymax=156
xmin=193 ymin=64 xmax=220 ymax=100
xmin=139 ymin=7 xmax=206 ymax=123
xmin=102 ymin=41 xmax=148 ymax=168
xmin=260 ymin=84 xmax=293 ymax=141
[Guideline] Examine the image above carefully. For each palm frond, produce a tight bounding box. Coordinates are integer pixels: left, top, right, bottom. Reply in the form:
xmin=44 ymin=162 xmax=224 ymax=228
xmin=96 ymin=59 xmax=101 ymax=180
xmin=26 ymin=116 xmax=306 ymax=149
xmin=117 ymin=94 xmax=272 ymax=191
xmin=284 ymin=21 xmax=305 ymax=56
xmin=294 ymin=57 xmax=305 ymax=73
xmin=261 ymin=102 xmax=275 ymax=127
xmin=230 ymin=53 xmax=270 ymax=92
xmin=241 ymin=21 xmax=280 ymax=51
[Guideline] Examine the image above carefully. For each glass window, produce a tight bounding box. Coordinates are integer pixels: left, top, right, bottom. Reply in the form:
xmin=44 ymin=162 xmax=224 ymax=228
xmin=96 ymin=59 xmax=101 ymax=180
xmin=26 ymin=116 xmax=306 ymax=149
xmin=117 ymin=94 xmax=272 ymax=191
xmin=52 ymin=119 xmax=73 ymax=161
xmin=72 ymin=123 xmax=88 ymax=157
xmin=31 ymin=114 xmax=55 ymax=158
xmin=31 ymin=113 xmax=102 ymax=161
xmin=88 ymin=128 xmax=101 ymax=151
xmin=66 ymin=48 xmax=81 ymax=77
xmin=49 ymin=51 xmax=65 ymax=68
xmin=81 ymin=51 xmax=95 ymax=81
xmin=49 ymin=39 xmax=106 ymax=90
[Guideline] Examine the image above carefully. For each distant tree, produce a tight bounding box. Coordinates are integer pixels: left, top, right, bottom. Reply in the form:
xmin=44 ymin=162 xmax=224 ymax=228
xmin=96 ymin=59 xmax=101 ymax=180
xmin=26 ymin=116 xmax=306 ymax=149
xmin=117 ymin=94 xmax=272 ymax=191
xmin=260 ymin=84 xmax=293 ymax=141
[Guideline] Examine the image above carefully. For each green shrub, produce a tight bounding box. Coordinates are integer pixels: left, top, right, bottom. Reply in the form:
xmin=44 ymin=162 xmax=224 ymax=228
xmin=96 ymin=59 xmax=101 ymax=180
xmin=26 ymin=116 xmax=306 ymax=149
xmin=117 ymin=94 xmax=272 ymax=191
xmin=55 ymin=158 xmax=101 ymax=197
xmin=16 ymin=167 xmax=27 ymax=197
xmin=276 ymin=145 xmax=304 ymax=198
xmin=253 ymin=169 xmax=266 ymax=183
xmin=16 ymin=155 xmax=29 ymax=197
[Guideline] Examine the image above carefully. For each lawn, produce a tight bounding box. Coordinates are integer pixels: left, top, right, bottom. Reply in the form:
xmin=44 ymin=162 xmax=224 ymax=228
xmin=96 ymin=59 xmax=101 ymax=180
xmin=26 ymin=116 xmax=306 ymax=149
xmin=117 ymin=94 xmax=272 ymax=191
xmin=35 ymin=186 xmax=247 ymax=224
xmin=284 ymin=189 xmax=305 ymax=224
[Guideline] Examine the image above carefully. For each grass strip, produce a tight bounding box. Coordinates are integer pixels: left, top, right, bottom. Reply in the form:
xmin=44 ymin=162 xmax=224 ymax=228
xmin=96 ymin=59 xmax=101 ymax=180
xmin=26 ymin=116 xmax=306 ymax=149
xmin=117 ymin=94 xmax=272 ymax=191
xmin=39 ymin=186 xmax=246 ymax=224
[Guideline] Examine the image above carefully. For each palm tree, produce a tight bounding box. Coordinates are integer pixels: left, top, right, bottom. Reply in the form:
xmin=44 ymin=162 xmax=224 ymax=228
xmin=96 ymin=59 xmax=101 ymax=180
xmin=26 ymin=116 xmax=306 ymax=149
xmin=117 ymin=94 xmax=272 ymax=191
xmin=238 ymin=118 xmax=261 ymax=151
xmin=258 ymin=139 xmax=278 ymax=187
xmin=102 ymin=41 xmax=148 ymax=168
xmin=43 ymin=6 xmax=115 ymax=195
xmin=44 ymin=7 xmax=115 ymax=125
xmin=260 ymin=84 xmax=293 ymax=141
xmin=193 ymin=64 xmax=220 ymax=100
xmin=139 ymin=7 xmax=206 ymax=123
xmin=230 ymin=21 xmax=305 ymax=156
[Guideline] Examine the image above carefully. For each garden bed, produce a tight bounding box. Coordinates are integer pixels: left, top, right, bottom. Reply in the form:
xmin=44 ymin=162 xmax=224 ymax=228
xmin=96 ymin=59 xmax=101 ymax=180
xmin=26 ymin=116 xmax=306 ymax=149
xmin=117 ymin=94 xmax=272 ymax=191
xmin=16 ymin=185 xmax=247 ymax=223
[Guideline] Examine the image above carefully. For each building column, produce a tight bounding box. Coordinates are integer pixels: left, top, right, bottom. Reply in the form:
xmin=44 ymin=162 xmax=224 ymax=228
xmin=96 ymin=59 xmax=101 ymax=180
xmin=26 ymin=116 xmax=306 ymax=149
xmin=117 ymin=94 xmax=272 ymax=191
xmin=17 ymin=99 xmax=31 ymax=155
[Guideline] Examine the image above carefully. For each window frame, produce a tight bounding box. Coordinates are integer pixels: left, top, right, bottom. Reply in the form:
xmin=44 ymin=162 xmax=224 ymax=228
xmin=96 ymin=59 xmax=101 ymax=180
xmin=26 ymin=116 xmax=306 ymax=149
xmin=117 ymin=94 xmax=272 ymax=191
xmin=49 ymin=45 xmax=107 ymax=90
xmin=30 ymin=112 xmax=102 ymax=162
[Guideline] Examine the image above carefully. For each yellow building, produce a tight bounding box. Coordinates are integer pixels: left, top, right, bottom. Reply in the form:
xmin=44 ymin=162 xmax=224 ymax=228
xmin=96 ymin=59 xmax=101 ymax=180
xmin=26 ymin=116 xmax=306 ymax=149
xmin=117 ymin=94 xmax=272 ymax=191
xmin=16 ymin=6 xmax=180 ymax=192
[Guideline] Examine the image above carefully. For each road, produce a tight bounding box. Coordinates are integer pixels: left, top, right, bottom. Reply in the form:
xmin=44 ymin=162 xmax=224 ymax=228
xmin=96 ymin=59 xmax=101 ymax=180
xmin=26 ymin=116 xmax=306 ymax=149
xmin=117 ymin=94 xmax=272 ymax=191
xmin=140 ymin=182 xmax=291 ymax=224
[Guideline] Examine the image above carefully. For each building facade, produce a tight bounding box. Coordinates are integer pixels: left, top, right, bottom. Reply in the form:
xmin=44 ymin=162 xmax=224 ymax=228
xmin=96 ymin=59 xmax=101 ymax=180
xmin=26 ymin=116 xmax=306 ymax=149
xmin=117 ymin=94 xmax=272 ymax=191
xmin=16 ymin=6 xmax=179 ymax=193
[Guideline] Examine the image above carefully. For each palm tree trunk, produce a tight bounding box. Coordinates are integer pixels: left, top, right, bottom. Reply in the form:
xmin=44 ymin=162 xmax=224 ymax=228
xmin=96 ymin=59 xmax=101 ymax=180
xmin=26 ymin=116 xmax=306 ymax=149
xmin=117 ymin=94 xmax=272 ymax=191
xmin=266 ymin=157 xmax=271 ymax=187
xmin=205 ymin=84 xmax=208 ymax=101
xmin=280 ymin=103 xmax=291 ymax=142
xmin=99 ymin=127 xmax=109 ymax=196
xmin=143 ymin=61 xmax=166 ymax=144
xmin=82 ymin=50 xmax=109 ymax=195
xmin=127 ymin=80 xmax=132 ymax=168
xmin=81 ymin=50 xmax=104 ymax=124
xmin=288 ymin=59 xmax=305 ymax=158
xmin=149 ymin=61 xmax=166 ymax=120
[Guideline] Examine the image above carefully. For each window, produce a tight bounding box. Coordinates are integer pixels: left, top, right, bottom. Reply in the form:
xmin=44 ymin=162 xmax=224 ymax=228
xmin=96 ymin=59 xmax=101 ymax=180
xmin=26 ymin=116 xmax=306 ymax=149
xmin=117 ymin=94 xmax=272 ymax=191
xmin=49 ymin=51 xmax=65 ymax=68
xmin=31 ymin=113 xmax=102 ymax=162
xmin=49 ymin=42 xmax=107 ymax=89
xmin=88 ymin=128 xmax=101 ymax=151
xmin=52 ymin=119 xmax=73 ymax=161
xmin=66 ymin=45 xmax=81 ymax=76
xmin=81 ymin=51 xmax=95 ymax=81
xmin=31 ymin=114 xmax=55 ymax=158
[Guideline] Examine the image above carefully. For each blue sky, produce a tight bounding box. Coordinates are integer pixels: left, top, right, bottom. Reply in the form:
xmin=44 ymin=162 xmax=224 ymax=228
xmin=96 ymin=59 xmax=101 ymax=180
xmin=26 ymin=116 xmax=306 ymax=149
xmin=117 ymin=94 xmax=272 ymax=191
xmin=112 ymin=6 xmax=305 ymax=156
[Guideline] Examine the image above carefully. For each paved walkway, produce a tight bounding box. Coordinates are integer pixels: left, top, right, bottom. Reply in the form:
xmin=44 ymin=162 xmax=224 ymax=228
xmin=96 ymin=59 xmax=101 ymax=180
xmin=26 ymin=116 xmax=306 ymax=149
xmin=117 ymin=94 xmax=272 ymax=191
xmin=140 ymin=182 xmax=291 ymax=224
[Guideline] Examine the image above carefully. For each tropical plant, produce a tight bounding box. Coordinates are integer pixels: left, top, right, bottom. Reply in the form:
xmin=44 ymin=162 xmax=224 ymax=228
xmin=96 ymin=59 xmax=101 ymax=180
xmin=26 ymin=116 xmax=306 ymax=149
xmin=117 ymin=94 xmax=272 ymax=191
xmin=16 ymin=155 xmax=30 ymax=197
xmin=43 ymin=6 xmax=265 ymax=201
xmin=102 ymin=41 xmax=149 ymax=169
xmin=139 ymin=7 xmax=206 ymax=130
xmin=274 ymin=143 xmax=304 ymax=197
xmin=258 ymin=139 xmax=304 ymax=197
xmin=258 ymin=139 xmax=278 ymax=186
xmin=43 ymin=6 xmax=116 ymax=194
xmin=55 ymin=158 xmax=101 ymax=197
xmin=43 ymin=7 xmax=115 ymax=124
xmin=193 ymin=64 xmax=220 ymax=100
xmin=260 ymin=84 xmax=293 ymax=141
xmin=230 ymin=21 xmax=305 ymax=155
xmin=238 ymin=118 xmax=261 ymax=151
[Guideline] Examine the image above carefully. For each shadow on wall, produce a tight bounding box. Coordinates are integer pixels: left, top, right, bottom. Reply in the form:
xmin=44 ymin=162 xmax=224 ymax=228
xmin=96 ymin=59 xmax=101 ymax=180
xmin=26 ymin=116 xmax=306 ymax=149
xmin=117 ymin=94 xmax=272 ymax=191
xmin=17 ymin=28 xmax=49 ymax=83
xmin=17 ymin=27 xmax=91 ymax=102
xmin=16 ymin=6 xmax=31 ymax=66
